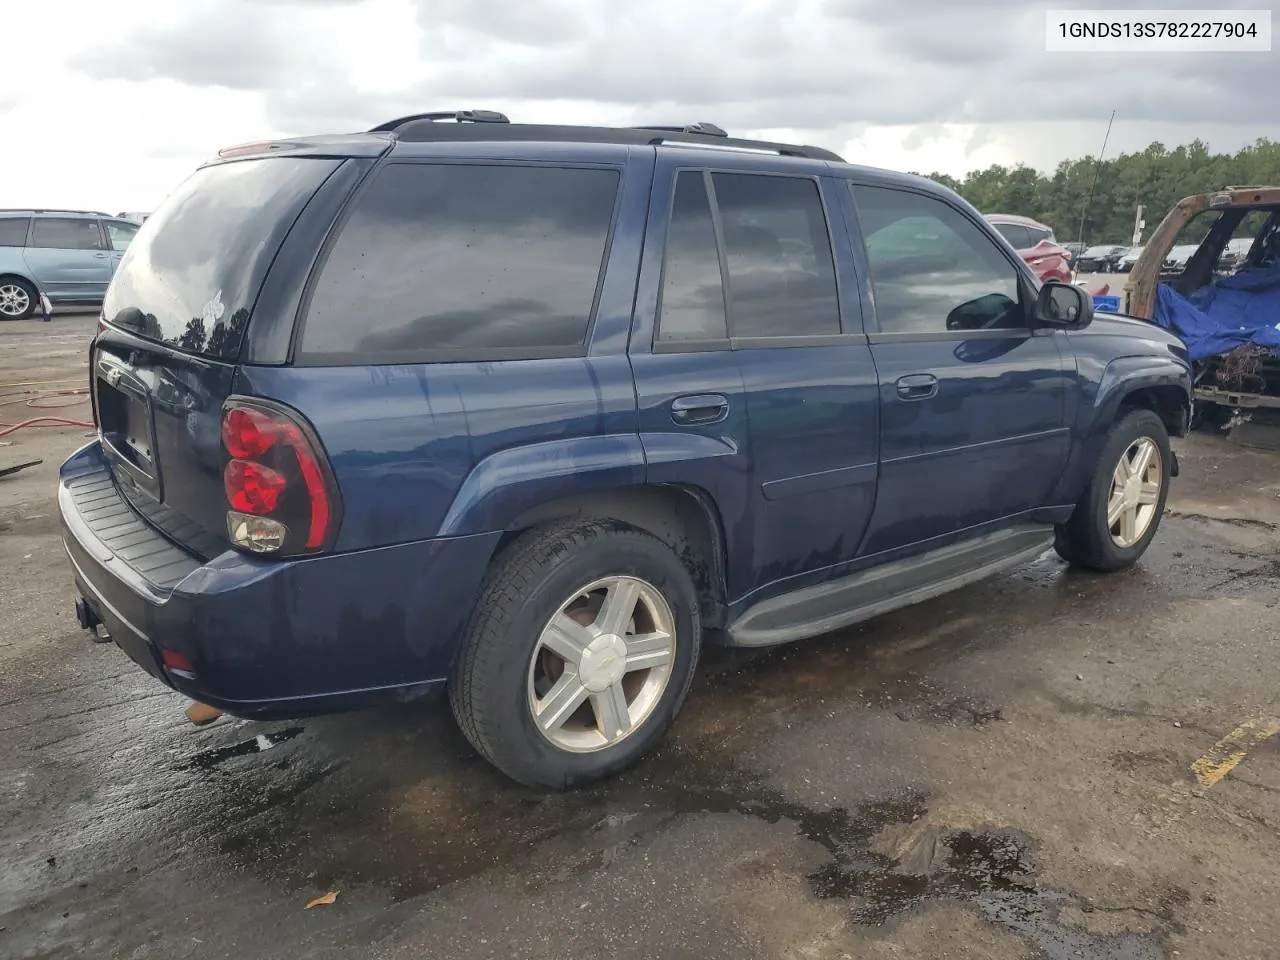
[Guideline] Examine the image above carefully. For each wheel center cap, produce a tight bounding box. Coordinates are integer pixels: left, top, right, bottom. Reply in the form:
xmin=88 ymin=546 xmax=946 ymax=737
xmin=579 ymin=634 xmax=628 ymax=693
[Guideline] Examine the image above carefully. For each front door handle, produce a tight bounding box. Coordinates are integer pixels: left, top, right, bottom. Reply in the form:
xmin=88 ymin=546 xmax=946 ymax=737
xmin=895 ymin=373 xmax=938 ymax=400
xmin=94 ymin=252 xmax=110 ymax=259
xmin=671 ymin=394 xmax=729 ymax=425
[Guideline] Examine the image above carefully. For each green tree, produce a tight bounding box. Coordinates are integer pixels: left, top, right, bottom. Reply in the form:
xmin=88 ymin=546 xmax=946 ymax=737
xmin=931 ymin=138 xmax=1280 ymax=246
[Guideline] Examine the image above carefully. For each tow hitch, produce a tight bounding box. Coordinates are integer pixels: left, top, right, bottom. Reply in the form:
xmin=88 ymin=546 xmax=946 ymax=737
xmin=75 ymin=597 xmax=112 ymax=643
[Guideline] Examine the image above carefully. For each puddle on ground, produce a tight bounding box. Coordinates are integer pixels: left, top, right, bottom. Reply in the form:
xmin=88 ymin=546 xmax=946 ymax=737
xmin=196 ymin=722 xmax=1170 ymax=960
xmin=811 ymin=824 xmax=1167 ymax=960
xmin=154 ymin=548 xmax=1199 ymax=957
xmin=181 ymin=726 xmax=305 ymax=770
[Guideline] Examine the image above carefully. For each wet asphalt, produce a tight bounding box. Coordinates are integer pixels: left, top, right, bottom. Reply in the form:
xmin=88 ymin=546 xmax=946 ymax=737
xmin=2 ymin=314 xmax=1278 ymax=960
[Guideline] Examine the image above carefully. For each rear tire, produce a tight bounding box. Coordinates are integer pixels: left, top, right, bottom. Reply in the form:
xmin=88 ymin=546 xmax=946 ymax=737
xmin=1055 ymin=409 xmax=1171 ymax=572
xmin=449 ymin=519 xmax=701 ymax=789
xmin=0 ymin=278 xmax=37 ymax=321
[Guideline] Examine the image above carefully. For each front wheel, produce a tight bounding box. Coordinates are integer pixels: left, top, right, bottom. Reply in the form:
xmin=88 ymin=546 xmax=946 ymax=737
xmin=449 ymin=519 xmax=701 ymax=789
xmin=1055 ymin=409 xmax=1172 ymax=572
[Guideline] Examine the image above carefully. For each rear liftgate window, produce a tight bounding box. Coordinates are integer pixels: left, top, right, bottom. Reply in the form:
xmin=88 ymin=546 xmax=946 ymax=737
xmin=298 ymin=163 xmax=621 ymax=362
xmin=105 ymin=157 xmax=342 ymax=360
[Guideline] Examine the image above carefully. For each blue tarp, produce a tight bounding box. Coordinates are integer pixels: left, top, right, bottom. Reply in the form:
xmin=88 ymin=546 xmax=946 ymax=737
xmin=1152 ymin=262 xmax=1280 ymax=361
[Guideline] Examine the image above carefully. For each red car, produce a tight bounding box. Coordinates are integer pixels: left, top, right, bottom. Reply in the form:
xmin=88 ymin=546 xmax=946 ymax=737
xmin=985 ymin=214 xmax=1072 ymax=284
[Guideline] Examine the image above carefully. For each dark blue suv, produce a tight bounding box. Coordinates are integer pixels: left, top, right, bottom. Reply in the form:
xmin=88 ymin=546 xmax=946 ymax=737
xmin=59 ymin=112 xmax=1192 ymax=788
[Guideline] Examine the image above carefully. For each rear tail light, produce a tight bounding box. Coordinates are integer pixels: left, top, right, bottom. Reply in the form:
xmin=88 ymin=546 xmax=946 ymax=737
xmin=220 ymin=399 xmax=340 ymax=556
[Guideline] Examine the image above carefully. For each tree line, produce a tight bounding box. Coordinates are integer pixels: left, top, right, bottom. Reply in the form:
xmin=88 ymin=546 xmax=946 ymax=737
xmin=916 ymin=138 xmax=1280 ymax=247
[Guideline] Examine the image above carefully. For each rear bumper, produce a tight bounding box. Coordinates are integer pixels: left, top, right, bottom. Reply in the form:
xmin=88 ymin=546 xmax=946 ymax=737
xmin=59 ymin=441 xmax=501 ymax=719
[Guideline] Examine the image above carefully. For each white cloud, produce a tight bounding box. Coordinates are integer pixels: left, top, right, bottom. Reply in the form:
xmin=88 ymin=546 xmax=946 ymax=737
xmin=0 ymin=0 xmax=1273 ymax=211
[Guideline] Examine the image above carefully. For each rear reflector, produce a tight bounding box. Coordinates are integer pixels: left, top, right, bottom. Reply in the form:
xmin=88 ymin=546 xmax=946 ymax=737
xmin=160 ymin=648 xmax=195 ymax=675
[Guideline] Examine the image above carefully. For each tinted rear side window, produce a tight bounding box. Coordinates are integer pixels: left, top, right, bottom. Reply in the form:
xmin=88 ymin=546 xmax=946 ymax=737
xmin=658 ymin=171 xmax=728 ymax=342
xmin=31 ymin=218 xmax=104 ymax=250
xmin=0 ymin=217 xmax=29 ymax=246
xmin=299 ymin=162 xmax=620 ymax=361
xmin=104 ymin=157 xmax=340 ymax=359
xmin=711 ymin=173 xmax=839 ymax=337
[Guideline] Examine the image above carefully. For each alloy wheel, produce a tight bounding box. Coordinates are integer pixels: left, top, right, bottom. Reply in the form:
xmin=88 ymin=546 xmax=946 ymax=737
xmin=526 ymin=575 xmax=676 ymax=753
xmin=0 ymin=284 xmax=31 ymax=318
xmin=1106 ymin=437 xmax=1162 ymax=548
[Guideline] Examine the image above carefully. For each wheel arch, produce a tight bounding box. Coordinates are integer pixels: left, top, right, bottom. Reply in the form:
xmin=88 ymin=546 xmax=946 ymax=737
xmin=1094 ymin=355 xmax=1192 ymax=438
xmin=497 ymin=484 xmax=728 ymax=630
xmin=0 ymin=272 xmax=38 ymax=293
xmin=1116 ymin=383 xmax=1191 ymax=438
xmin=1051 ymin=355 xmax=1191 ymax=507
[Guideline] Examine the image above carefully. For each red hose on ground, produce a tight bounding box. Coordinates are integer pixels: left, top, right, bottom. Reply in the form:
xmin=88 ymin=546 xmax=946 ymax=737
xmin=0 ymin=416 xmax=94 ymax=438
xmin=0 ymin=389 xmax=93 ymax=436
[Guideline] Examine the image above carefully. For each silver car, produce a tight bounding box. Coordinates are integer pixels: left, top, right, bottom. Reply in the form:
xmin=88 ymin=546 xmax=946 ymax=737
xmin=0 ymin=210 xmax=140 ymax=320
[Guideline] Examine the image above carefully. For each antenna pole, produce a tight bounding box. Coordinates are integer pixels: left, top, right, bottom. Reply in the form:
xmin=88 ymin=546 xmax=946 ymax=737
xmin=1073 ymin=109 xmax=1116 ymax=282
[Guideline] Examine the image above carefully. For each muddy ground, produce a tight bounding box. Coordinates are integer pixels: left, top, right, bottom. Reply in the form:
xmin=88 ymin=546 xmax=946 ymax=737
xmin=1 ymin=313 xmax=1277 ymax=960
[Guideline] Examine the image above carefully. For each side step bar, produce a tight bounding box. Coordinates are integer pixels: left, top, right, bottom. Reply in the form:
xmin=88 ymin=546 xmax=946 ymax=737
xmin=727 ymin=525 xmax=1055 ymax=647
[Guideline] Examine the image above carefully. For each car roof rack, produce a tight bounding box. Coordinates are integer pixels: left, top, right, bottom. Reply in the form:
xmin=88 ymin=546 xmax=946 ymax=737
xmin=369 ymin=109 xmax=511 ymax=132
xmin=633 ymin=121 xmax=729 ymax=138
xmin=0 ymin=208 xmax=110 ymax=217
xmin=380 ymin=114 xmax=842 ymax=162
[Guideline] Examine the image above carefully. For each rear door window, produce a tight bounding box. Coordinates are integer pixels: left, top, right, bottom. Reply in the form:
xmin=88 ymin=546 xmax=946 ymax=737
xmin=657 ymin=171 xmax=729 ymax=342
xmin=711 ymin=173 xmax=840 ymax=338
xmin=31 ymin=218 xmax=104 ymax=250
xmin=299 ymin=162 xmax=620 ymax=362
xmin=0 ymin=217 xmax=29 ymax=247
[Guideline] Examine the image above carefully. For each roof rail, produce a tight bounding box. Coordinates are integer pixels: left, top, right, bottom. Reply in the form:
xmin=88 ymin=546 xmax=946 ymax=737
xmin=652 ymin=139 xmax=783 ymax=156
xmin=634 ymin=122 xmax=729 ymax=138
xmin=0 ymin=208 xmax=109 ymax=217
xmin=387 ymin=120 xmax=843 ymax=162
xmin=370 ymin=109 xmax=510 ymax=133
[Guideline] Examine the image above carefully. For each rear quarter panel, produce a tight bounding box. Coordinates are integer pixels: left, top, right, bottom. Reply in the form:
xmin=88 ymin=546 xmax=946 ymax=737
xmin=0 ymin=246 xmax=34 ymax=284
xmin=235 ymin=358 xmax=643 ymax=550
xmin=235 ymin=146 xmax=654 ymax=551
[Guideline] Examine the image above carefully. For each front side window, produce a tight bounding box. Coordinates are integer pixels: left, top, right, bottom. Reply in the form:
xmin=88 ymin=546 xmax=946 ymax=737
xmin=301 ymin=162 xmax=620 ymax=359
xmin=30 ymin=218 xmax=104 ymax=251
xmin=854 ymin=185 xmax=1024 ymax=334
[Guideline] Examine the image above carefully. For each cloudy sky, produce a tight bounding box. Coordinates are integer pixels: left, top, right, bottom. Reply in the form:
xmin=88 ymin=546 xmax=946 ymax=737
xmin=1 ymin=0 xmax=1274 ymax=212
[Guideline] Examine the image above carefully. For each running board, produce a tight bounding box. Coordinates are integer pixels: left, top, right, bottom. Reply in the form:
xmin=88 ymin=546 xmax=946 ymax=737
xmin=727 ymin=525 xmax=1055 ymax=647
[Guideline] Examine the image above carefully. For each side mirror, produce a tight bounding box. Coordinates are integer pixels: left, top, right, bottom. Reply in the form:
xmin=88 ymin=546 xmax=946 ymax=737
xmin=1034 ymin=280 xmax=1093 ymax=330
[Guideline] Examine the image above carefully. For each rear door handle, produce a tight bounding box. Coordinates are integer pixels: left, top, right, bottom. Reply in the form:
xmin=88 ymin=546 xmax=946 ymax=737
xmin=671 ymin=394 xmax=729 ymax=425
xmin=94 ymin=252 xmax=110 ymax=259
xmin=895 ymin=374 xmax=938 ymax=400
